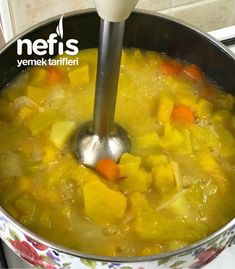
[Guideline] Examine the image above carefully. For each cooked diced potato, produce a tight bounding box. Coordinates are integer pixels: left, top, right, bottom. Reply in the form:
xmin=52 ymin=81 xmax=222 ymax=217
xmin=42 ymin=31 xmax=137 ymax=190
xmin=135 ymin=132 xmax=160 ymax=149
xmin=196 ymin=98 xmax=213 ymax=118
xmin=0 ymin=151 xmax=22 ymax=179
xmin=42 ymin=145 xmax=58 ymax=164
xmin=26 ymin=85 xmax=48 ymax=105
xmin=189 ymin=125 xmax=219 ymax=152
xmin=144 ymin=154 xmax=168 ymax=170
xmin=152 ymin=164 xmax=175 ymax=194
xmin=156 ymin=94 xmax=174 ymax=124
xmin=119 ymin=153 xmax=141 ymax=177
xmin=26 ymin=110 xmax=62 ymax=135
xmin=160 ymin=123 xmax=184 ymax=152
xmin=195 ymin=151 xmax=229 ymax=193
xmin=83 ymin=180 xmax=127 ymax=225
xmin=178 ymin=129 xmax=192 ymax=154
xmin=211 ymin=109 xmax=231 ymax=126
xmin=15 ymin=196 xmax=35 ymax=215
xmin=50 ymin=120 xmax=76 ymax=149
xmin=130 ymin=192 xmax=206 ymax=242
xmin=17 ymin=176 xmax=32 ymax=193
xmin=68 ymin=65 xmax=89 ymax=86
xmin=16 ymin=106 xmax=34 ymax=122
xmin=214 ymin=93 xmax=234 ymax=110
xmin=29 ymin=67 xmax=48 ymax=85
xmin=215 ymin=126 xmax=235 ymax=157
xmin=160 ymin=190 xmax=191 ymax=219
xmin=120 ymin=169 xmax=152 ymax=193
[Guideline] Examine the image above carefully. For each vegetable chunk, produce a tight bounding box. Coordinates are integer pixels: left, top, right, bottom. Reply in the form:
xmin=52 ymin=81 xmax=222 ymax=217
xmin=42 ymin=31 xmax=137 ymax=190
xmin=83 ymin=180 xmax=127 ymax=225
xmin=51 ymin=120 xmax=76 ymax=149
xmin=195 ymin=152 xmax=229 ymax=193
xmin=68 ymin=65 xmax=90 ymax=86
xmin=96 ymin=159 xmax=120 ymax=181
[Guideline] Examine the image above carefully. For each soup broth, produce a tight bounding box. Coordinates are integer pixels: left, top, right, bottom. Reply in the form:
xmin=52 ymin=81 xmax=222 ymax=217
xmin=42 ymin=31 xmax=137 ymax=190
xmin=0 ymin=49 xmax=235 ymax=256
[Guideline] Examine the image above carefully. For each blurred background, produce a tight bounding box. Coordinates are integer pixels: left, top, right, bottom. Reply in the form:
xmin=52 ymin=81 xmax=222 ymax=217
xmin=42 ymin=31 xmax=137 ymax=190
xmin=0 ymin=0 xmax=235 ymax=42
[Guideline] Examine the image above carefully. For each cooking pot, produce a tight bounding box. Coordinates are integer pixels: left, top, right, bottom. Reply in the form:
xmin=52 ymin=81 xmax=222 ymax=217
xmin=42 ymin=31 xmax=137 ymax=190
xmin=0 ymin=9 xmax=235 ymax=269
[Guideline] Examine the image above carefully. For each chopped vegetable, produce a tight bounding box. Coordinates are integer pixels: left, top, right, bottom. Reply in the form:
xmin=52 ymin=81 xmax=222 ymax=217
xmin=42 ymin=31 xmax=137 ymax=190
xmin=172 ymin=104 xmax=195 ymax=124
xmin=42 ymin=145 xmax=58 ymax=165
xmin=160 ymin=59 xmax=182 ymax=76
xmin=0 ymin=151 xmax=22 ymax=179
xmin=50 ymin=120 xmax=76 ymax=149
xmin=170 ymin=161 xmax=182 ymax=191
xmin=196 ymin=98 xmax=213 ymax=119
xmin=120 ymin=169 xmax=151 ymax=193
xmin=47 ymin=67 xmax=62 ymax=85
xmin=83 ymin=179 xmax=127 ymax=224
xmin=211 ymin=109 xmax=231 ymax=126
xmin=130 ymin=192 xmax=207 ymax=242
xmin=29 ymin=67 xmax=48 ymax=85
xmin=96 ymin=159 xmax=120 ymax=181
xmin=183 ymin=64 xmax=203 ymax=81
xmin=201 ymin=85 xmax=215 ymax=98
xmin=15 ymin=196 xmax=35 ymax=215
xmin=195 ymin=151 xmax=229 ymax=193
xmin=160 ymin=123 xmax=184 ymax=152
xmin=215 ymin=126 xmax=235 ymax=157
xmin=26 ymin=110 xmax=62 ymax=135
xmin=158 ymin=189 xmax=191 ymax=219
xmin=118 ymin=153 xmax=141 ymax=178
xmin=26 ymin=85 xmax=48 ymax=105
xmin=189 ymin=125 xmax=219 ymax=152
xmin=156 ymin=94 xmax=174 ymax=124
xmin=152 ymin=163 xmax=176 ymax=195
xmin=13 ymin=96 xmax=39 ymax=111
xmin=135 ymin=132 xmax=160 ymax=149
xmin=144 ymin=154 xmax=168 ymax=170
xmin=68 ymin=65 xmax=90 ymax=86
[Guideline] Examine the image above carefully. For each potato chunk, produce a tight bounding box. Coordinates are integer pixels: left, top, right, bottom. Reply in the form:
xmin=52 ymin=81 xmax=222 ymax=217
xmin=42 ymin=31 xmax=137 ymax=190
xmin=130 ymin=192 xmax=207 ymax=242
xmin=51 ymin=120 xmax=76 ymax=149
xmin=156 ymin=94 xmax=174 ymax=124
xmin=68 ymin=65 xmax=89 ymax=87
xmin=195 ymin=152 xmax=229 ymax=193
xmin=83 ymin=180 xmax=127 ymax=225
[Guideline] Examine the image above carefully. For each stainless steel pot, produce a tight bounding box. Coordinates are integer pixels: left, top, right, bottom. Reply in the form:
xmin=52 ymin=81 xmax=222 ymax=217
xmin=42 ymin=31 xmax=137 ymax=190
xmin=0 ymin=9 xmax=235 ymax=269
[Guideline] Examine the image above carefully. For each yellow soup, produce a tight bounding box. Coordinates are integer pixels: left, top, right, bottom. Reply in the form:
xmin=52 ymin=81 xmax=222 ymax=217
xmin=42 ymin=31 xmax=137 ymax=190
xmin=0 ymin=48 xmax=235 ymax=257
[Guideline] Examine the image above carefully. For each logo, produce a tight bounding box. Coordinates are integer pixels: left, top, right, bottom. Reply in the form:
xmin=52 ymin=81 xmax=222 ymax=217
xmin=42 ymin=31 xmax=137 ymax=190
xmin=16 ymin=15 xmax=79 ymax=67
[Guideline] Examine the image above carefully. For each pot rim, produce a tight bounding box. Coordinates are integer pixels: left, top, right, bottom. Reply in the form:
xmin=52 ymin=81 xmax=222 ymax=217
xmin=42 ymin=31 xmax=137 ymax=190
xmin=0 ymin=8 xmax=235 ymax=263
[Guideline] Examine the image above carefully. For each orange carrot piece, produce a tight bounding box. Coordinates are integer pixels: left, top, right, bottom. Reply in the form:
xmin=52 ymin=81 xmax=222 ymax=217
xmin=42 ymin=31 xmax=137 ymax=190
xmin=202 ymin=85 xmax=215 ymax=99
xmin=172 ymin=104 xmax=195 ymax=124
xmin=160 ymin=59 xmax=183 ymax=76
xmin=47 ymin=67 xmax=62 ymax=85
xmin=96 ymin=159 xmax=120 ymax=181
xmin=183 ymin=64 xmax=204 ymax=81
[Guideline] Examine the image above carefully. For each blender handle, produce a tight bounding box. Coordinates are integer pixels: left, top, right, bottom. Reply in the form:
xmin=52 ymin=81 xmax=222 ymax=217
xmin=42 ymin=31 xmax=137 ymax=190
xmin=93 ymin=0 xmax=139 ymax=22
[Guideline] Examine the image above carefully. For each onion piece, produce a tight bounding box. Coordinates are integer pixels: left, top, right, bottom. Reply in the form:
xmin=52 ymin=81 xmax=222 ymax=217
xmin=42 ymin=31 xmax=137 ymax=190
xmin=0 ymin=151 xmax=22 ymax=178
xmin=13 ymin=96 xmax=41 ymax=111
xmin=170 ymin=160 xmax=182 ymax=191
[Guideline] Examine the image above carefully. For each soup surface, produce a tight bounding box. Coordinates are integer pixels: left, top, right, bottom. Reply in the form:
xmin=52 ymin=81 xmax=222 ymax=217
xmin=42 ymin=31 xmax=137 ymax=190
xmin=0 ymin=49 xmax=235 ymax=257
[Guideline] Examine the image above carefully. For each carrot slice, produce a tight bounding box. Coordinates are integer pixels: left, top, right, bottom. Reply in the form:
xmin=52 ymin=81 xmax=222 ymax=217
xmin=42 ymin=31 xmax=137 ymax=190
xmin=160 ymin=59 xmax=183 ymax=76
xmin=96 ymin=159 xmax=120 ymax=181
xmin=172 ymin=104 xmax=195 ymax=124
xmin=47 ymin=67 xmax=62 ymax=85
xmin=183 ymin=64 xmax=204 ymax=81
